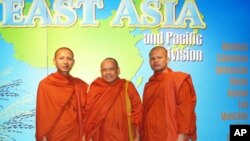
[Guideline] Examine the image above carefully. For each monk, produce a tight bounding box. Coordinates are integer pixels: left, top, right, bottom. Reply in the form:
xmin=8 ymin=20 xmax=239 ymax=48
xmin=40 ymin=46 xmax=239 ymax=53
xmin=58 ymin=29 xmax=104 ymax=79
xmin=36 ymin=47 xmax=88 ymax=141
xmin=83 ymin=58 xmax=142 ymax=141
xmin=142 ymin=46 xmax=197 ymax=141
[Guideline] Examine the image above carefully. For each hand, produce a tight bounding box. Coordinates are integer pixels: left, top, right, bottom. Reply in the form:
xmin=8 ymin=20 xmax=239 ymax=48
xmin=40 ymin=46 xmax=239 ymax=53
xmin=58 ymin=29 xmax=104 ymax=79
xmin=133 ymin=136 xmax=140 ymax=141
xmin=176 ymin=133 xmax=187 ymax=141
xmin=41 ymin=136 xmax=47 ymax=141
xmin=82 ymin=135 xmax=93 ymax=141
xmin=133 ymin=128 xmax=140 ymax=141
xmin=82 ymin=135 xmax=86 ymax=141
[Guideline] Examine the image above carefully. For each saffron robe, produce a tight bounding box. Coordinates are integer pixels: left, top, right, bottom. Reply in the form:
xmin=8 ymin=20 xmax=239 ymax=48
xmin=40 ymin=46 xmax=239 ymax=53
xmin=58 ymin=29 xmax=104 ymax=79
xmin=142 ymin=69 xmax=197 ymax=141
xmin=36 ymin=72 xmax=88 ymax=141
xmin=84 ymin=78 xmax=142 ymax=141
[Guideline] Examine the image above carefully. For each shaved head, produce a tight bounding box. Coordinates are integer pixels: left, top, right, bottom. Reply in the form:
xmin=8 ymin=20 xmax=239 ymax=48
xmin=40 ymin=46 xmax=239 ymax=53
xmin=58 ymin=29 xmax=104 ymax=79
xmin=53 ymin=47 xmax=75 ymax=75
xmin=149 ymin=46 xmax=169 ymax=73
xmin=101 ymin=57 xmax=119 ymax=69
xmin=100 ymin=57 xmax=120 ymax=83
xmin=54 ymin=47 xmax=74 ymax=59
xmin=149 ymin=46 xmax=168 ymax=58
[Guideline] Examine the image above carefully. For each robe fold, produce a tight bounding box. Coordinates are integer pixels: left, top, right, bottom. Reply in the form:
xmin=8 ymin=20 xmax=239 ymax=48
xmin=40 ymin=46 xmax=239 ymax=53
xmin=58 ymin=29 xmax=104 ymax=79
xmin=142 ymin=68 xmax=197 ymax=141
xmin=84 ymin=78 xmax=142 ymax=141
xmin=36 ymin=72 xmax=88 ymax=141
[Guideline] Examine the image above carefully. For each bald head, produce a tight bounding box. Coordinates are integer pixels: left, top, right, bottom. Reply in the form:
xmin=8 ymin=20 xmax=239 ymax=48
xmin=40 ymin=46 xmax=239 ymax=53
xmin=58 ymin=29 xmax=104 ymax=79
xmin=149 ymin=46 xmax=168 ymax=58
xmin=101 ymin=57 xmax=119 ymax=69
xmin=54 ymin=47 xmax=74 ymax=59
xmin=53 ymin=47 xmax=75 ymax=75
xmin=100 ymin=57 xmax=120 ymax=83
xmin=149 ymin=46 xmax=169 ymax=73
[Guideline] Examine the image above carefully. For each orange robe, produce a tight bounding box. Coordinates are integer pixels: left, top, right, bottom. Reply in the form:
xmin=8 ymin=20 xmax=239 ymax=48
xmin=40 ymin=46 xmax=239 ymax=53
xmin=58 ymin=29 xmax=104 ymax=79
xmin=142 ymin=68 xmax=197 ymax=141
xmin=84 ymin=78 xmax=142 ymax=141
xmin=36 ymin=72 xmax=88 ymax=141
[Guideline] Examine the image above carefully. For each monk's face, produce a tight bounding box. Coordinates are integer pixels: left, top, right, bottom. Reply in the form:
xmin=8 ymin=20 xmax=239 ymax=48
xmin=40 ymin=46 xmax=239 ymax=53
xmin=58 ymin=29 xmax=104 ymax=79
xmin=101 ymin=60 xmax=120 ymax=83
xmin=149 ymin=48 xmax=169 ymax=73
xmin=53 ymin=49 xmax=75 ymax=75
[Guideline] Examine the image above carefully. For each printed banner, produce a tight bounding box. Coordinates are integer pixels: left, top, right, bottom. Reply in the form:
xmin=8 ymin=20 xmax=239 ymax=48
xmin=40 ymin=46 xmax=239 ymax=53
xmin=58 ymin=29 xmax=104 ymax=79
xmin=0 ymin=0 xmax=249 ymax=140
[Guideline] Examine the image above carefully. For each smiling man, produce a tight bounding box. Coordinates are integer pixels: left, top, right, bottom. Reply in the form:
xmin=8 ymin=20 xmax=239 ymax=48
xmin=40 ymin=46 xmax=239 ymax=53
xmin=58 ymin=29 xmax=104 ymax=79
xmin=36 ymin=47 xmax=88 ymax=141
xmin=83 ymin=57 xmax=142 ymax=141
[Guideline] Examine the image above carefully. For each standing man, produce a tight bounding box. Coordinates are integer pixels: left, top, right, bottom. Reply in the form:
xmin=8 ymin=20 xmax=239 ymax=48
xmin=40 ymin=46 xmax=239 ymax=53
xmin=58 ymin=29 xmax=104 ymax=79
xmin=142 ymin=46 xmax=197 ymax=141
xmin=83 ymin=58 xmax=142 ymax=141
xmin=36 ymin=47 xmax=88 ymax=141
